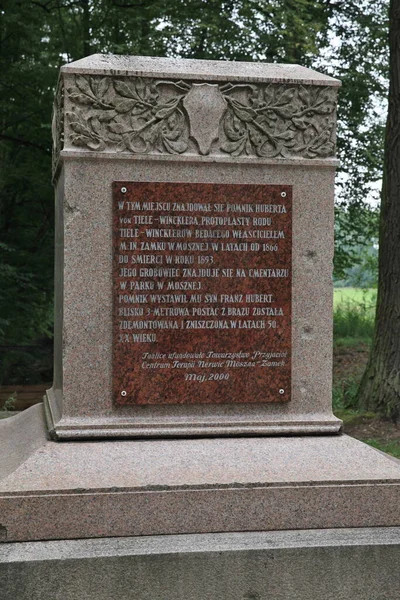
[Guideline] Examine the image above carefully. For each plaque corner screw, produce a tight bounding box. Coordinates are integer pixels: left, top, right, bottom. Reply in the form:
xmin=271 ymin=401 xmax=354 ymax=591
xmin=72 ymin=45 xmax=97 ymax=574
xmin=121 ymin=187 xmax=127 ymax=194
xmin=279 ymin=389 xmax=285 ymax=395
xmin=280 ymin=191 xmax=287 ymax=198
xmin=121 ymin=390 xmax=127 ymax=397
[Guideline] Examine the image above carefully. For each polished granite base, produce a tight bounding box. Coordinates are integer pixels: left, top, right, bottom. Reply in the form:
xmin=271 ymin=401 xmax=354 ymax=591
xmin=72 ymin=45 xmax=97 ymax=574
xmin=1 ymin=404 xmax=400 ymax=543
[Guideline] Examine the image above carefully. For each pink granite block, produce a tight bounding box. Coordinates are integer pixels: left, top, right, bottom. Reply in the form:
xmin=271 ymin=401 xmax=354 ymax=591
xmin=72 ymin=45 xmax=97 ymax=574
xmin=46 ymin=54 xmax=341 ymax=438
xmin=1 ymin=418 xmax=400 ymax=543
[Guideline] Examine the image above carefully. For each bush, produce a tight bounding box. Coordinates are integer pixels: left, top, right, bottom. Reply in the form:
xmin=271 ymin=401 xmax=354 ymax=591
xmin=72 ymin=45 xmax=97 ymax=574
xmin=332 ymin=378 xmax=360 ymax=411
xmin=0 ymin=344 xmax=52 ymax=385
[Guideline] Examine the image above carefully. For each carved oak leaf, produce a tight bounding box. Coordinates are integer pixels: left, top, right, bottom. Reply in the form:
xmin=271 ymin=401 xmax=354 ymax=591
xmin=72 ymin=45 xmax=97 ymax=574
xmin=304 ymin=123 xmax=335 ymax=158
xmin=292 ymin=117 xmax=308 ymax=130
xmin=108 ymin=122 xmax=130 ymax=135
xmin=221 ymin=136 xmax=247 ymax=156
xmin=114 ymin=99 xmax=137 ymax=113
xmin=314 ymin=87 xmax=336 ymax=109
xmin=97 ymin=110 xmax=117 ymax=123
xmin=274 ymin=87 xmax=296 ymax=106
xmin=75 ymin=75 xmax=94 ymax=99
xmin=67 ymin=108 xmax=106 ymax=151
xmin=221 ymin=112 xmax=248 ymax=155
xmin=69 ymin=76 xmax=106 ymax=110
xmin=275 ymin=129 xmax=296 ymax=142
xmin=161 ymin=109 xmax=188 ymax=154
xmin=303 ymin=126 xmax=318 ymax=146
xmin=228 ymin=98 xmax=257 ymax=123
xmin=163 ymin=137 xmax=188 ymax=154
xmin=68 ymin=90 xmax=95 ymax=106
xmin=223 ymin=112 xmax=245 ymax=141
xmin=263 ymin=84 xmax=275 ymax=106
xmin=113 ymin=79 xmax=142 ymax=101
xmin=154 ymin=97 xmax=182 ymax=120
xmin=298 ymin=85 xmax=311 ymax=107
xmin=96 ymin=77 xmax=111 ymax=98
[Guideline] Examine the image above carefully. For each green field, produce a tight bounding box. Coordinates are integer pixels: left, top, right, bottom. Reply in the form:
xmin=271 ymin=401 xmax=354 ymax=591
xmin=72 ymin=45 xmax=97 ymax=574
xmin=334 ymin=287 xmax=376 ymax=311
xmin=333 ymin=288 xmax=376 ymax=344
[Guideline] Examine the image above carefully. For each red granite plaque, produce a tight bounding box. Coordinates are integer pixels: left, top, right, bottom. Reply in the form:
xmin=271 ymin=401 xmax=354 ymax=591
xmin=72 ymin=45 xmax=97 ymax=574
xmin=113 ymin=182 xmax=292 ymax=406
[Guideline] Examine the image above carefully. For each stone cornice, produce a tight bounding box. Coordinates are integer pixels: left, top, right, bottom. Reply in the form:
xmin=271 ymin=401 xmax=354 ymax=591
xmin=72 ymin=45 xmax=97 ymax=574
xmin=53 ymin=56 xmax=339 ymax=178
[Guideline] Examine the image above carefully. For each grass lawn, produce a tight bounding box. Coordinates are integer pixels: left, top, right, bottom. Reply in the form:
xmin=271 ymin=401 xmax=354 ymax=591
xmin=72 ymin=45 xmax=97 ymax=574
xmin=333 ymin=288 xmax=400 ymax=459
xmin=333 ymin=287 xmax=376 ymax=309
xmin=333 ymin=287 xmax=376 ymax=343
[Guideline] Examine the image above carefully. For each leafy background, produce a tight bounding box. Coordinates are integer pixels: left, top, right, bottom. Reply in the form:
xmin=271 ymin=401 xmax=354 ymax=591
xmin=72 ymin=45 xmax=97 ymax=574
xmin=0 ymin=0 xmax=387 ymax=383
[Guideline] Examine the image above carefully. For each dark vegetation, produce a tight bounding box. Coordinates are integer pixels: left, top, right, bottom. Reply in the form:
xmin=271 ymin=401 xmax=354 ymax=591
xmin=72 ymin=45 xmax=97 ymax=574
xmin=1 ymin=1 xmax=399 ymax=448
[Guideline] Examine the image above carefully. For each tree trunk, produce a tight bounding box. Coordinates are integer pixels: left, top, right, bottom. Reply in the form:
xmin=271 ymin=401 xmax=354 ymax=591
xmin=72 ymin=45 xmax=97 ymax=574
xmin=357 ymin=0 xmax=400 ymax=419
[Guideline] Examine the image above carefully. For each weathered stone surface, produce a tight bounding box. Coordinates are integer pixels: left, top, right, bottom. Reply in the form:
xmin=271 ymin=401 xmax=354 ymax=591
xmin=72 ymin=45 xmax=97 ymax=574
xmin=55 ymin=57 xmax=339 ymax=169
xmin=2 ymin=528 xmax=400 ymax=600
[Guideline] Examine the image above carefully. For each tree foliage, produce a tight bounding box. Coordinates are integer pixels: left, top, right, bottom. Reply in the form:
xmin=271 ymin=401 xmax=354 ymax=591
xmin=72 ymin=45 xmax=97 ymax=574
xmin=334 ymin=204 xmax=379 ymax=279
xmin=321 ymin=0 xmax=388 ymax=279
xmin=326 ymin=1 xmax=388 ymax=207
xmin=0 ymin=0 xmax=389 ymax=381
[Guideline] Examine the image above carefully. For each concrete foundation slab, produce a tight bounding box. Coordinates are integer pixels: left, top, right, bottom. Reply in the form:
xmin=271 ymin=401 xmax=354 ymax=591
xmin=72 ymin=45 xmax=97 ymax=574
xmin=1 ymin=528 xmax=400 ymax=600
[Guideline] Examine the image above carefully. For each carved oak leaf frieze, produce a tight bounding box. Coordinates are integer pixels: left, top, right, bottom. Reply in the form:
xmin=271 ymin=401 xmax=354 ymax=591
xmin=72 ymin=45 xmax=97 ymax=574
xmin=220 ymin=83 xmax=337 ymax=159
xmin=63 ymin=74 xmax=337 ymax=160
xmin=66 ymin=75 xmax=190 ymax=155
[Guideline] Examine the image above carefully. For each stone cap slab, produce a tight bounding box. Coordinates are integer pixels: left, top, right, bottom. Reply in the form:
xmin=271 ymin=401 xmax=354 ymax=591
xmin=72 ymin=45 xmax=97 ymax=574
xmin=61 ymin=54 xmax=341 ymax=87
xmin=3 ymin=528 xmax=400 ymax=564
xmin=2 ymin=529 xmax=400 ymax=600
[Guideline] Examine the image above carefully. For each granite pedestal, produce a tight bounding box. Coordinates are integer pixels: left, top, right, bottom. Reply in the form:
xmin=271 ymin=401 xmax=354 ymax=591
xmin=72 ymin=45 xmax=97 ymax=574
xmin=47 ymin=54 xmax=342 ymax=438
xmin=1 ymin=405 xmax=400 ymax=544
xmin=1 ymin=55 xmax=399 ymax=599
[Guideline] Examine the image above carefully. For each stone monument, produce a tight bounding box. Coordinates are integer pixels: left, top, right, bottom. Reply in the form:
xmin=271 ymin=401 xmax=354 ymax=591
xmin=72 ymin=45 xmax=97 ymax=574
xmin=47 ymin=55 xmax=341 ymax=438
xmin=1 ymin=55 xmax=400 ymax=599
